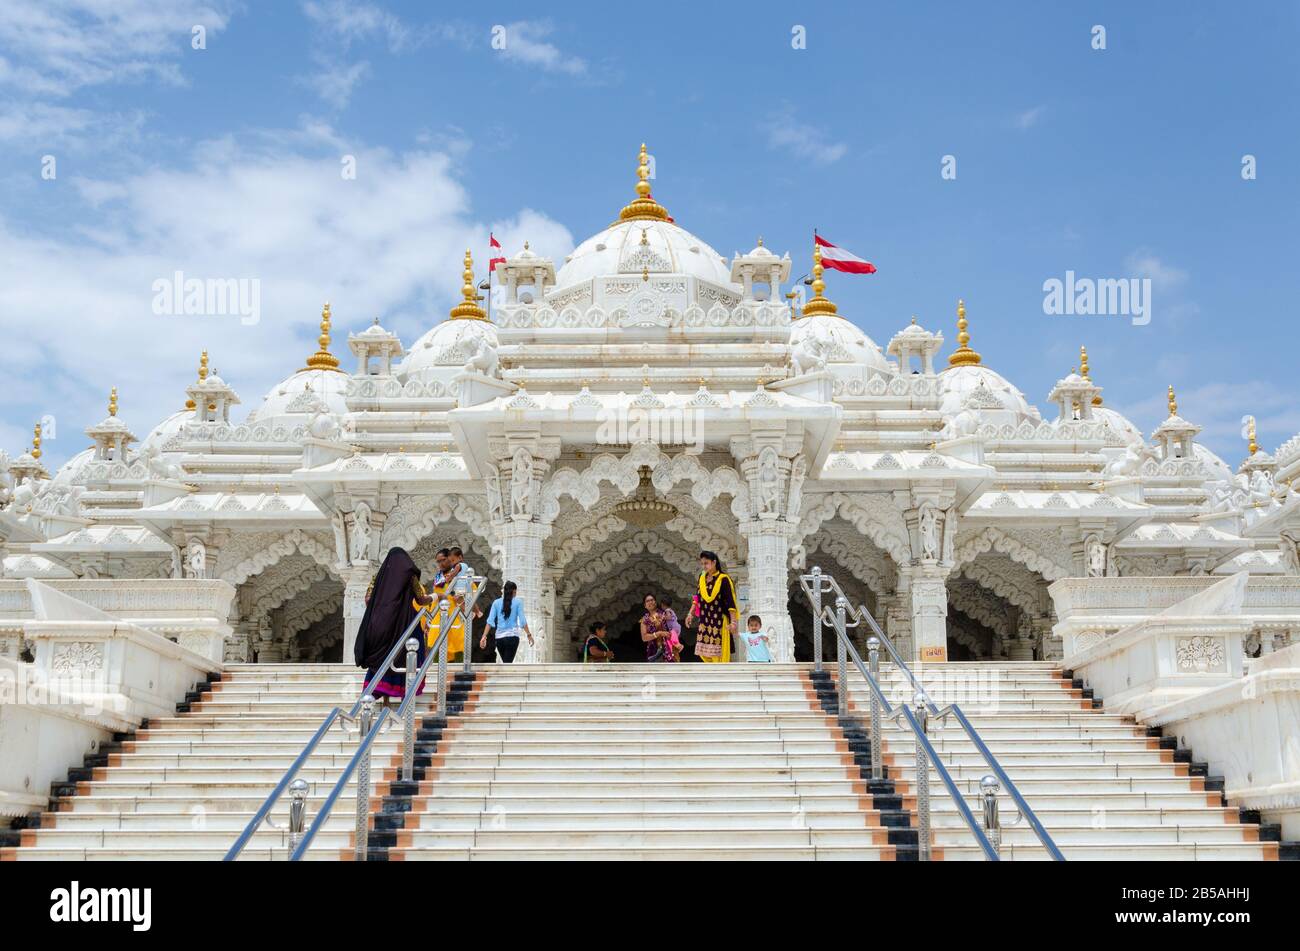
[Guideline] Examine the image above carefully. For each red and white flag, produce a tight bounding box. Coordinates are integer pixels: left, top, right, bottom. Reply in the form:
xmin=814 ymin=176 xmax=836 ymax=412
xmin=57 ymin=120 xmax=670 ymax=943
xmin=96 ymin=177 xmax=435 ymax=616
xmin=488 ymin=233 xmax=506 ymax=272
xmin=815 ymin=234 xmax=876 ymax=274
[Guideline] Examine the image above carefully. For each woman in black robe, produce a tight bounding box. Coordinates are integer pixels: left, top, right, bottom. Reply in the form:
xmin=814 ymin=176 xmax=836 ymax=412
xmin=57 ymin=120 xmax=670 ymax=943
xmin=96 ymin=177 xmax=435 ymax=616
xmin=353 ymin=547 xmax=434 ymax=704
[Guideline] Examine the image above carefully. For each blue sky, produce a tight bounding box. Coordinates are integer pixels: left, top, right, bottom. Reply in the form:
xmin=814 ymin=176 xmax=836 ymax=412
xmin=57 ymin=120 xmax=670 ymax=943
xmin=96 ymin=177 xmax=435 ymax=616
xmin=1 ymin=1 xmax=1296 ymax=469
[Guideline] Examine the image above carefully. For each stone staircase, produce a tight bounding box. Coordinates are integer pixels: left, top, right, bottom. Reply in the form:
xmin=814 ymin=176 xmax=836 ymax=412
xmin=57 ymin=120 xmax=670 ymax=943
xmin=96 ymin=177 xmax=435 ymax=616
xmin=0 ymin=660 xmax=1282 ymax=860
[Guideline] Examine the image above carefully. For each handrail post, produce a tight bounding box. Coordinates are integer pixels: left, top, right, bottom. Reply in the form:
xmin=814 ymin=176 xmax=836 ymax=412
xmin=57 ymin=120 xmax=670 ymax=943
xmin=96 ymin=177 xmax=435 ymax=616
xmin=287 ymin=778 xmax=309 ymax=855
xmin=810 ymin=566 xmax=823 ymax=672
xmin=354 ymin=695 xmax=375 ymax=862
xmin=913 ymin=692 xmax=932 ymax=861
xmin=436 ymin=598 xmax=450 ymax=717
xmin=867 ymin=637 xmax=883 ymax=781
xmin=980 ymin=775 xmax=1002 ymax=859
xmin=401 ymin=637 xmax=420 ymax=782
xmin=835 ymin=595 xmax=848 ymax=718
xmin=458 ymin=576 xmax=475 ymax=674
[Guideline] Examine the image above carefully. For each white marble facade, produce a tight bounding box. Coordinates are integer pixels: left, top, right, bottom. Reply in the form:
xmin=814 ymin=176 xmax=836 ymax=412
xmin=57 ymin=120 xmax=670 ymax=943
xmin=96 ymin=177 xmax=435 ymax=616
xmin=2 ymin=146 xmax=1299 ymax=671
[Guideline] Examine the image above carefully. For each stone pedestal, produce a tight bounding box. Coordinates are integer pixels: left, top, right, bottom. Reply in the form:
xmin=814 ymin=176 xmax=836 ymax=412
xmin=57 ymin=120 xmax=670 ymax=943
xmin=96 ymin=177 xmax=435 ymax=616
xmin=904 ymin=565 xmax=950 ymax=663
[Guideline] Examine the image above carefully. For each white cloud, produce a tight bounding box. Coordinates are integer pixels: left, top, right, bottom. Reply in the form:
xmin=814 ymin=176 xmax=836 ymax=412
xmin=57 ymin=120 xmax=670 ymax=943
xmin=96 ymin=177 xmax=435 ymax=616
xmin=299 ymin=54 xmax=371 ymax=110
xmin=1125 ymin=249 xmax=1188 ymax=290
xmin=0 ymin=124 xmax=574 ymax=469
xmin=0 ymin=1 xmax=233 ymax=97
xmin=301 ymin=0 xmax=413 ymax=51
xmin=764 ymin=107 xmax=847 ymax=166
xmin=496 ymin=20 xmax=587 ymax=76
xmin=1014 ymin=105 xmax=1047 ymax=130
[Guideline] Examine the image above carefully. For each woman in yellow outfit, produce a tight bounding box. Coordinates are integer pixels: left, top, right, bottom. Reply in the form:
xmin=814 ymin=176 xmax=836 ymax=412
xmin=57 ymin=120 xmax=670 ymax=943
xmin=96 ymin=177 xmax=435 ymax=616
xmin=684 ymin=550 xmax=739 ymax=663
xmin=421 ymin=550 xmax=467 ymax=662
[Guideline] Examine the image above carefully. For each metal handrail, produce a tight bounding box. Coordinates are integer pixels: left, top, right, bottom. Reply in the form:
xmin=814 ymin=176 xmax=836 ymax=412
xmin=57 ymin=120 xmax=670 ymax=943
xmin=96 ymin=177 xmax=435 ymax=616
xmin=288 ymin=574 xmax=488 ymax=861
xmin=800 ymin=566 xmax=1065 ymax=861
xmin=222 ymin=604 xmax=430 ymax=861
xmin=288 ymin=620 xmax=450 ymax=861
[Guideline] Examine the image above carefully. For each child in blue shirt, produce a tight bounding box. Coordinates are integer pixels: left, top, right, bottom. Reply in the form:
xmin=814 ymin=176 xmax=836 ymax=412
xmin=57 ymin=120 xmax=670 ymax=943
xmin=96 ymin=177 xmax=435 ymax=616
xmin=743 ymin=614 xmax=773 ymax=662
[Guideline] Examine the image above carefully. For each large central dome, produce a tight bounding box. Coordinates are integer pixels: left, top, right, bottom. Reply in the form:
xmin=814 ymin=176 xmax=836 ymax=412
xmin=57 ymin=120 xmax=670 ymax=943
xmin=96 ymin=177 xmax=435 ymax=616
xmin=553 ymin=142 xmax=738 ymax=292
xmin=554 ymin=218 xmax=736 ymax=290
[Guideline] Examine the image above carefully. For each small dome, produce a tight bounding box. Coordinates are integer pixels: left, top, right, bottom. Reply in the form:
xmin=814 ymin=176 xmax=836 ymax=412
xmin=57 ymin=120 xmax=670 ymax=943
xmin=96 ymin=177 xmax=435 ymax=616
xmin=1195 ymin=443 xmax=1234 ymax=483
xmin=400 ymin=318 xmax=499 ymax=383
xmin=51 ymin=447 xmax=95 ymax=486
xmin=140 ymin=409 xmax=191 ymax=455
xmin=1092 ymin=406 xmax=1144 ymax=447
xmin=247 ymin=368 xmax=348 ymax=424
xmin=789 ymin=314 xmax=892 ymax=373
xmin=940 ymin=365 xmax=1037 ymax=418
xmin=555 ymin=219 xmax=735 ymax=289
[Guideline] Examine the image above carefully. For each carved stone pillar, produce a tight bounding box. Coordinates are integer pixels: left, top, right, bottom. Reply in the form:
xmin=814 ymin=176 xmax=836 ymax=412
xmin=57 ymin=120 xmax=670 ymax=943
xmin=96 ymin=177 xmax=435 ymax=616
xmin=341 ymin=564 xmax=372 ymax=665
xmin=501 ymin=520 xmax=548 ymax=662
xmin=739 ymin=519 xmax=796 ymax=661
xmin=900 ymin=492 xmax=957 ymax=662
xmin=1035 ymin=615 xmax=1062 ymax=661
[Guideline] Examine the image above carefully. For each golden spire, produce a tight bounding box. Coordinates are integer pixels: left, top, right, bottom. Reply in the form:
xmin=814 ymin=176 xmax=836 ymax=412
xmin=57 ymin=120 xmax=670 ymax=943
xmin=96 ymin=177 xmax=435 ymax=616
xmin=303 ymin=302 xmax=342 ymax=371
xmin=32 ymin=422 xmax=41 ymax=460
xmin=1247 ymin=416 xmax=1258 ymax=456
xmin=1080 ymin=345 xmax=1102 ymax=405
xmin=616 ymin=143 xmax=670 ymax=223
xmin=108 ymin=387 xmax=118 ymax=417
xmin=947 ymin=299 xmax=982 ymax=367
xmin=800 ymin=243 xmax=839 ymax=318
xmin=448 ymin=250 xmax=489 ymax=321
xmin=1167 ymin=384 xmax=1178 ymax=418
xmin=185 ymin=350 xmax=209 ymax=411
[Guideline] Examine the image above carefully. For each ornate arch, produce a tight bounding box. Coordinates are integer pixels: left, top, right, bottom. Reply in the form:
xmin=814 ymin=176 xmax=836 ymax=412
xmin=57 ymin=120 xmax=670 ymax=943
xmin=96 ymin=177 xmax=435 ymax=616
xmin=569 ymin=558 xmax=698 ymax=622
xmin=794 ymin=492 xmax=911 ymax=564
xmin=952 ymin=526 xmax=1071 ymax=581
xmin=549 ymin=507 xmax=739 ymax=571
xmin=283 ymin=584 xmax=344 ymax=640
xmin=804 ymin=528 xmax=896 ymax=599
xmin=250 ymin=558 xmax=331 ymax=617
xmin=947 ymin=578 xmax=1017 ymax=642
xmin=560 ymin=529 xmax=700 ymax=603
xmin=957 ymin=555 xmax=1050 ymax=615
xmin=219 ymin=529 xmax=337 ymax=586
xmin=381 ymin=494 xmax=497 ymax=563
xmin=541 ymin=442 xmax=750 ymax=523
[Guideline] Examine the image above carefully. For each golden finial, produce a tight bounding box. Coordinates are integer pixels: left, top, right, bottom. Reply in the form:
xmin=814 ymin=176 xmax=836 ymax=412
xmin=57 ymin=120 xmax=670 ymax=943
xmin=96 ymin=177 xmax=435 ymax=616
xmin=304 ymin=302 xmax=342 ymax=371
xmin=616 ymin=143 xmax=670 ymax=223
xmin=185 ymin=350 xmax=209 ymax=411
xmin=1080 ymin=345 xmax=1103 ymax=406
xmin=108 ymin=387 xmax=118 ymax=417
xmin=448 ymin=249 xmax=489 ymax=321
xmin=1167 ymin=384 xmax=1178 ymax=418
xmin=757 ymin=236 xmax=764 ymax=247
xmin=32 ymin=422 xmax=41 ymax=460
xmin=800 ymin=243 xmax=838 ymax=318
xmin=1247 ymin=416 xmax=1258 ymax=456
xmin=947 ymin=299 xmax=982 ymax=367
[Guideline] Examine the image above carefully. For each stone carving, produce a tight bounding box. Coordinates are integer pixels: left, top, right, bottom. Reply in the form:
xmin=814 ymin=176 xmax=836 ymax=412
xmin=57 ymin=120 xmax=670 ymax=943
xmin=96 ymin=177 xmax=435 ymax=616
xmin=350 ymin=502 xmax=372 ymax=564
xmin=510 ymin=447 xmax=535 ymax=520
xmin=52 ymin=641 xmax=105 ymax=674
xmin=184 ymin=539 xmax=206 ymax=579
xmin=1176 ymin=636 xmax=1226 ymax=672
